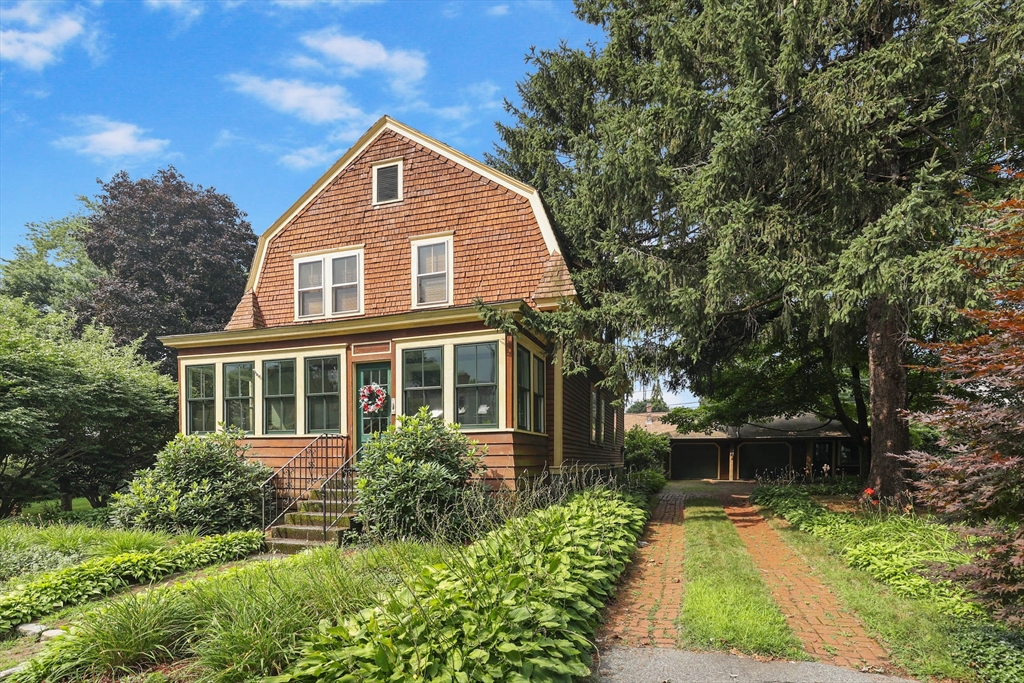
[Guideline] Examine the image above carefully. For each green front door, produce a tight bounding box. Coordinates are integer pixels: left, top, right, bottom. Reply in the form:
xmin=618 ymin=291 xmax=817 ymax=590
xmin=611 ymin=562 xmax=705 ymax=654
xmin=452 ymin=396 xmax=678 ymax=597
xmin=355 ymin=362 xmax=392 ymax=449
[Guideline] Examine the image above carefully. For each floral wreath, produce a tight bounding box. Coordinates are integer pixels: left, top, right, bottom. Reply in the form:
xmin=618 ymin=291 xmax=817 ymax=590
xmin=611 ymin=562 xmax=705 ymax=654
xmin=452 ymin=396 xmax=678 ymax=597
xmin=359 ymin=383 xmax=387 ymax=414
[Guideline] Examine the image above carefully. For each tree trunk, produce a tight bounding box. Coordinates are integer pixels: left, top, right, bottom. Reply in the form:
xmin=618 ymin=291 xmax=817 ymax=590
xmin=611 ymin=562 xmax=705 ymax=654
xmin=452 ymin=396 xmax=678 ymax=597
xmin=866 ymin=297 xmax=910 ymax=498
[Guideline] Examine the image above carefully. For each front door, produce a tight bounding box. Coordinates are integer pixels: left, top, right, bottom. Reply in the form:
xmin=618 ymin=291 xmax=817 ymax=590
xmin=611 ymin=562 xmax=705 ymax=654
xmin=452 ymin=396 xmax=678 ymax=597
xmin=355 ymin=362 xmax=392 ymax=449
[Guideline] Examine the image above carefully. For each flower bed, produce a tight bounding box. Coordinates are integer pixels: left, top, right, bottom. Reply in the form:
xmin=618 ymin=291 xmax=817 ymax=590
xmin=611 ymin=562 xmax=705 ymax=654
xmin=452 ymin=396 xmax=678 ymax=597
xmin=270 ymin=489 xmax=648 ymax=683
xmin=0 ymin=530 xmax=264 ymax=631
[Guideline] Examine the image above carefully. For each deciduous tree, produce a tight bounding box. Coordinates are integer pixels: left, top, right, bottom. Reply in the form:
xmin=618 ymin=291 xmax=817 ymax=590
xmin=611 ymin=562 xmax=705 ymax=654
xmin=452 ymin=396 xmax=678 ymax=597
xmin=81 ymin=167 xmax=257 ymax=376
xmin=491 ymin=0 xmax=1024 ymax=496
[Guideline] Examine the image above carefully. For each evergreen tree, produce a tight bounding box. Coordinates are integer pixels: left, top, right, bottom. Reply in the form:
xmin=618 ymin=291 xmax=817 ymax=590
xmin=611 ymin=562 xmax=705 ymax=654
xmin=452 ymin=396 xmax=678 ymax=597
xmin=491 ymin=0 xmax=1024 ymax=495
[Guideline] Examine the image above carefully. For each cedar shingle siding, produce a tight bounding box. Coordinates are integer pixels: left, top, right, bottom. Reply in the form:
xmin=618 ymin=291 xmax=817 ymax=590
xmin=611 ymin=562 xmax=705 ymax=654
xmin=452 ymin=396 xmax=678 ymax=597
xmin=249 ymin=130 xmax=554 ymax=327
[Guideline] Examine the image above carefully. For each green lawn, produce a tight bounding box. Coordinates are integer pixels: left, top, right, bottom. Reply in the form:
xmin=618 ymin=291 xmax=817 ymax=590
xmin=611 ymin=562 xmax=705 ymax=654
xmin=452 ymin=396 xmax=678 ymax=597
xmin=678 ymin=498 xmax=805 ymax=658
xmin=21 ymin=498 xmax=94 ymax=514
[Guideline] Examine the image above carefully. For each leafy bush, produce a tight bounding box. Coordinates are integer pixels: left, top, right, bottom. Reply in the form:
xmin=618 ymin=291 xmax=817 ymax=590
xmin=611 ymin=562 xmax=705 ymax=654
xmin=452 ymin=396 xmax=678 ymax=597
xmin=623 ymin=425 xmax=669 ymax=472
xmin=0 ymin=530 xmax=264 ymax=631
xmin=0 ymin=547 xmax=84 ymax=589
xmin=272 ymin=490 xmax=648 ymax=683
xmin=16 ymin=542 xmax=445 ymax=683
xmin=620 ymin=468 xmax=667 ymax=496
xmin=19 ymin=504 xmax=111 ymax=527
xmin=109 ymin=428 xmax=272 ymax=534
xmin=752 ymin=486 xmax=979 ymax=617
xmin=355 ymin=407 xmax=485 ymax=540
xmin=951 ymin=624 xmax=1024 ymax=683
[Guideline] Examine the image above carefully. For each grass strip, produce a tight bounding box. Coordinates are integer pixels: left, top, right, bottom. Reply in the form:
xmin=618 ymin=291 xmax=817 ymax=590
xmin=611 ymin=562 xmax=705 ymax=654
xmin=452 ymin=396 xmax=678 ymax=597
xmin=679 ymin=498 xmax=804 ymax=659
xmin=764 ymin=513 xmax=974 ymax=680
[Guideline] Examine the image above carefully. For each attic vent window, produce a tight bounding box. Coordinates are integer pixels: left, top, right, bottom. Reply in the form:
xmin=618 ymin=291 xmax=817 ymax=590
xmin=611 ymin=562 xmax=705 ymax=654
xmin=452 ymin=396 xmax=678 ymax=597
xmin=373 ymin=160 xmax=403 ymax=204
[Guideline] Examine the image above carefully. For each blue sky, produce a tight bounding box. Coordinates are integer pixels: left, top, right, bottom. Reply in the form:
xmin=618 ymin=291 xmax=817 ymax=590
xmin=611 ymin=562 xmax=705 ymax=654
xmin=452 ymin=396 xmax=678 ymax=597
xmin=0 ymin=0 xmax=697 ymax=406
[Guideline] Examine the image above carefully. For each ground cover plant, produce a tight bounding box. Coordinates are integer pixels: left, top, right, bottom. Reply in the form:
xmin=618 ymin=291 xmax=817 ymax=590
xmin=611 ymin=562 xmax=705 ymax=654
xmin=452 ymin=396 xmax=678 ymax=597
xmin=679 ymin=498 xmax=803 ymax=657
xmin=14 ymin=542 xmax=445 ymax=683
xmin=0 ymin=530 xmax=263 ymax=631
xmin=0 ymin=523 xmax=174 ymax=589
xmin=110 ymin=428 xmax=271 ymax=535
xmin=270 ymin=489 xmax=647 ymax=683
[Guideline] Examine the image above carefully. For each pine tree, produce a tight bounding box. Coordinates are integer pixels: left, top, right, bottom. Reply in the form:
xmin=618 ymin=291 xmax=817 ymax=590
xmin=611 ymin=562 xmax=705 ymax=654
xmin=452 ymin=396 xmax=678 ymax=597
xmin=492 ymin=0 xmax=1024 ymax=495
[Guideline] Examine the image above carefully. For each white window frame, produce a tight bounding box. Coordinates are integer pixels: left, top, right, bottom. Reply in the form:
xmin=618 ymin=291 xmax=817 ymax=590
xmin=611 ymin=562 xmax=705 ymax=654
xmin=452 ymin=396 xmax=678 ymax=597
xmin=293 ymin=247 xmax=365 ymax=320
xmin=410 ymin=233 xmax=454 ymax=309
xmin=371 ymin=158 xmax=404 ymax=205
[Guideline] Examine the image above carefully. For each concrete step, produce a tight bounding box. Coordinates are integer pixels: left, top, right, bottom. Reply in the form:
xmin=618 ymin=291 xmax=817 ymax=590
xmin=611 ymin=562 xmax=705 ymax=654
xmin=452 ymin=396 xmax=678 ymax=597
xmin=270 ymin=524 xmax=348 ymax=543
xmin=284 ymin=511 xmax=354 ymax=527
xmin=298 ymin=499 xmax=355 ymax=513
xmin=308 ymin=486 xmax=357 ymax=500
xmin=265 ymin=537 xmax=329 ymax=555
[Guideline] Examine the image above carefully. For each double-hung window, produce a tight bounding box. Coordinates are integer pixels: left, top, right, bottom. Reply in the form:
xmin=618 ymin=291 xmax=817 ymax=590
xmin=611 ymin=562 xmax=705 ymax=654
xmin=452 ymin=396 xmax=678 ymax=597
xmin=295 ymin=249 xmax=363 ymax=319
xmin=224 ymin=362 xmax=255 ymax=433
xmin=456 ymin=343 xmax=497 ymax=427
xmin=411 ymin=236 xmax=451 ymax=307
xmin=590 ymin=387 xmax=599 ymax=443
xmin=263 ymin=359 xmax=296 ymax=434
xmin=403 ymin=347 xmax=443 ymax=417
xmin=516 ymin=345 xmax=546 ymax=433
xmin=306 ymin=356 xmax=341 ymax=433
xmin=186 ymin=365 xmax=215 ymax=434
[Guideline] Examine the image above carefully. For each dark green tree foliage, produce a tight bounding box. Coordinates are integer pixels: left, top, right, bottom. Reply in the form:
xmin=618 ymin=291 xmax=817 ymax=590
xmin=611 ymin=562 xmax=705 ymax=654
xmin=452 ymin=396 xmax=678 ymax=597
xmin=0 ymin=296 xmax=177 ymax=518
xmin=623 ymin=425 xmax=669 ymax=472
xmin=626 ymin=380 xmax=669 ymax=412
xmin=0 ymin=212 xmax=102 ymax=313
xmin=109 ymin=428 xmax=273 ymax=534
xmin=491 ymin=0 xmax=1024 ymax=496
xmin=355 ymin=407 xmax=486 ymax=540
xmin=81 ymin=167 xmax=257 ymax=376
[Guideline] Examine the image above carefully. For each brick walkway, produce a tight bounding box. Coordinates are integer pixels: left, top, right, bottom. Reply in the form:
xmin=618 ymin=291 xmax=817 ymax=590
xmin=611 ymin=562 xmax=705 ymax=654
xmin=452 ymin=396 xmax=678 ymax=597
xmin=600 ymin=493 xmax=685 ymax=647
xmin=722 ymin=501 xmax=890 ymax=670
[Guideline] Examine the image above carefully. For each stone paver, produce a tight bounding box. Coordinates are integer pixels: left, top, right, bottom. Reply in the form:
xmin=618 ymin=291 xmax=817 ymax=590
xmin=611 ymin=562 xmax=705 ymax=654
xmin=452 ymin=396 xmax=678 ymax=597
xmin=600 ymin=493 xmax=685 ymax=647
xmin=722 ymin=500 xmax=890 ymax=671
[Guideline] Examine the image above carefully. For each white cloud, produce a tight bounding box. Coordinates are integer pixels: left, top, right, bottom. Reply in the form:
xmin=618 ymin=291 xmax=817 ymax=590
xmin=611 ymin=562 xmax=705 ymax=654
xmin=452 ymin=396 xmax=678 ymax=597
xmin=0 ymin=2 xmax=85 ymax=70
xmin=144 ymin=0 xmax=204 ymax=23
xmin=298 ymin=29 xmax=426 ymax=95
xmin=54 ymin=116 xmax=170 ymax=159
xmin=487 ymin=4 xmax=509 ymax=16
xmin=227 ymin=74 xmax=365 ymax=124
xmin=279 ymin=144 xmax=342 ymax=170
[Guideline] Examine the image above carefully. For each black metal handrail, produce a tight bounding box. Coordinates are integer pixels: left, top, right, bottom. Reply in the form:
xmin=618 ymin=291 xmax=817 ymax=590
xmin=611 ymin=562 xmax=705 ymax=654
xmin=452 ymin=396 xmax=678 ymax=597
xmin=261 ymin=434 xmax=347 ymax=531
xmin=318 ymin=445 xmax=361 ymax=542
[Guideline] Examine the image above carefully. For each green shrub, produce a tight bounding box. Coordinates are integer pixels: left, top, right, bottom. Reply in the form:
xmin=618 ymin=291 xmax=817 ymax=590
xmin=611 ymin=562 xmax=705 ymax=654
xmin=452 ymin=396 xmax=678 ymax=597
xmin=109 ymin=428 xmax=272 ymax=534
xmin=355 ymin=407 xmax=485 ymax=540
xmin=623 ymin=425 xmax=669 ymax=472
xmin=20 ymin=504 xmax=111 ymax=527
xmin=0 ymin=530 xmax=264 ymax=631
xmin=620 ymin=468 xmax=667 ymax=496
xmin=271 ymin=490 xmax=648 ymax=683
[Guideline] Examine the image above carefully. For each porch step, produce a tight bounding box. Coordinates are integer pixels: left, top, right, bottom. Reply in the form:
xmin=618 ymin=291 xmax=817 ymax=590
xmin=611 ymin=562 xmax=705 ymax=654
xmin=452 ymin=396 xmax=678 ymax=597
xmin=265 ymin=515 xmax=356 ymax=554
xmin=284 ymin=511 xmax=355 ymax=526
xmin=265 ymin=537 xmax=329 ymax=555
xmin=298 ymin=499 xmax=355 ymax=514
xmin=271 ymin=523 xmax=350 ymax=542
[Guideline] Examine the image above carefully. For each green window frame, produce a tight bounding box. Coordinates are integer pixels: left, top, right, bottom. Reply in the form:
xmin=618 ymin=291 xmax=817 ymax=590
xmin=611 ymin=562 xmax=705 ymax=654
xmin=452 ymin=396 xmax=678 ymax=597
xmin=403 ymin=347 xmax=443 ymax=417
xmin=224 ymin=362 xmax=255 ymax=434
xmin=516 ymin=346 xmax=531 ymax=430
xmin=532 ymin=355 xmax=545 ymax=434
xmin=186 ymin=364 xmax=215 ymax=434
xmin=455 ymin=342 xmax=498 ymax=427
xmin=305 ymin=356 xmax=341 ymax=433
xmin=263 ymin=359 xmax=296 ymax=434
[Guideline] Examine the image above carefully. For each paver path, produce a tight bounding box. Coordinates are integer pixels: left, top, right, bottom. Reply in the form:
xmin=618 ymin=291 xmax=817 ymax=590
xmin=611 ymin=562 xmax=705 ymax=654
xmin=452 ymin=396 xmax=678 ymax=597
xmin=722 ymin=500 xmax=890 ymax=671
xmin=599 ymin=493 xmax=685 ymax=647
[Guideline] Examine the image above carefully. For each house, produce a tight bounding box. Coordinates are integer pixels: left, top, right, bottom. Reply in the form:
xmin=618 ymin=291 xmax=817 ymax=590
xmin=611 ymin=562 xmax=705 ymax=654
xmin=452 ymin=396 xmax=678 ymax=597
xmin=625 ymin=410 xmax=864 ymax=480
xmin=159 ymin=117 xmax=624 ymax=490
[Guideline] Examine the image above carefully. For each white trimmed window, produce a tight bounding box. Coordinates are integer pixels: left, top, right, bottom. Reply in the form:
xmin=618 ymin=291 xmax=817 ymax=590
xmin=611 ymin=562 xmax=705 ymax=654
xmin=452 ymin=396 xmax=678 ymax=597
xmin=294 ymin=248 xmax=364 ymax=319
xmin=411 ymin=235 xmax=452 ymax=308
xmin=372 ymin=159 xmax=403 ymax=205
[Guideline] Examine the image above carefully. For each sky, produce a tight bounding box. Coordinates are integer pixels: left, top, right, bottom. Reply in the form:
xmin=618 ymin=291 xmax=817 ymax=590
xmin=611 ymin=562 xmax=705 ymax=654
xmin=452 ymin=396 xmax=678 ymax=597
xmin=0 ymin=0 xmax=696 ymax=406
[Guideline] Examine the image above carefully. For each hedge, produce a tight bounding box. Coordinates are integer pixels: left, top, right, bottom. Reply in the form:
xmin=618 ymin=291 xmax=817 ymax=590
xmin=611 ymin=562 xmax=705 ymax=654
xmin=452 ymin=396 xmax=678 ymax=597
xmin=0 ymin=530 xmax=264 ymax=631
xmin=270 ymin=489 xmax=648 ymax=683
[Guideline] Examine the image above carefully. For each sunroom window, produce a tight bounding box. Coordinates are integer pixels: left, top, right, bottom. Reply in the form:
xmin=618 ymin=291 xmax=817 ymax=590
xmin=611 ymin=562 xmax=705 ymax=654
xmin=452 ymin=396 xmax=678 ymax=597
xmin=224 ymin=362 xmax=255 ymax=434
xmin=403 ymin=347 xmax=443 ymax=417
xmin=306 ymin=356 xmax=340 ymax=433
xmin=516 ymin=345 xmax=545 ymax=433
xmin=186 ymin=365 xmax=215 ymax=434
xmin=263 ymin=359 xmax=296 ymax=434
xmin=456 ymin=342 xmax=497 ymax=427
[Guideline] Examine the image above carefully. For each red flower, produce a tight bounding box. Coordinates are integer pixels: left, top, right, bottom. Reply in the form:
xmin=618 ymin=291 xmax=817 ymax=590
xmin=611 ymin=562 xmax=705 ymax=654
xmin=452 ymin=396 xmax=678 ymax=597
xmin=871 ymin=499 xmax=879 ymax=506
xmin=864 ymin=487 xmax=876 ymax=496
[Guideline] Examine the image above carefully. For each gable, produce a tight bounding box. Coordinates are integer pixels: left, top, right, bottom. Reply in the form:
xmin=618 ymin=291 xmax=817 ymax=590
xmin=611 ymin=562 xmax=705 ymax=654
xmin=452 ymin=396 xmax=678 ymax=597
xmin=245 ymin=117 xmax=574 ymax=329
